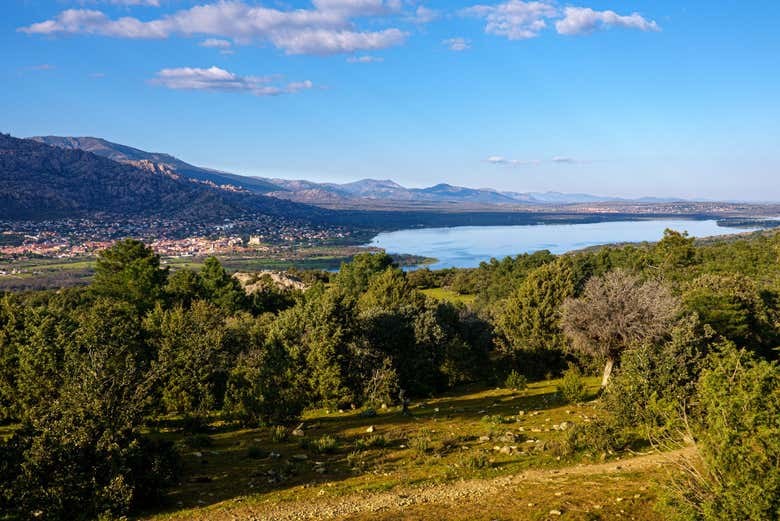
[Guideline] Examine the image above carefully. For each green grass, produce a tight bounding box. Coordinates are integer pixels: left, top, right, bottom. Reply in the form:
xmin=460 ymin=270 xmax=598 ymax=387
xmin=142 ymin=377 xmax=627 ymax=520
xmin=421 ymin=288 xmax=477 ymax=305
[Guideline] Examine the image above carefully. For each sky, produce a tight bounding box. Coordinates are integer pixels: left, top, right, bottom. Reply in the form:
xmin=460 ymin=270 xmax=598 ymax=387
xmin=2 ymin=0 xmax=779 ymax=201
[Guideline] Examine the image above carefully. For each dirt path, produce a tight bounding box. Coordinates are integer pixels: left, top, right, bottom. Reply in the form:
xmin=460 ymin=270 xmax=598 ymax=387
xmin=191 ymin=446 xmax=695 ymax=521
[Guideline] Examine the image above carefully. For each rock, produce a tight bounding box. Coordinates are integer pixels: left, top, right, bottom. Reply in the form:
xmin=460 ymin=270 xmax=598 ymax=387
xmin=549 ymin=509 xmax=562 ymax=516
xmin=270 ymin=452 xmax=281 ymax=459
xmin=366 ymin=425 xmax=375 ymax=433
xmin=192 ymin=451 xmax=203 ymax=458
xmin=291 ymin=454 xmax=308 ymax=461
xmin=499 ymin=446 xmax=512 ymax=454
xmin=381 ymin=403 xmax=388 ymax=409
xmin=517 ymin=410 xmax=526 ymax=416
xmin=559 ymin=421 xmax=572 ymax=431
xmin=292 ymin=422 xmax=305 ymax=437
xmin=479 ymin=435 xmax=491 ymax=442
xmin=498 ymin=432 xmax=516 ymax=443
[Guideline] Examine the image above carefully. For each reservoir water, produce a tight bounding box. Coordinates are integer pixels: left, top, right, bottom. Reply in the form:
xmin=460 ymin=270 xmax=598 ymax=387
xmin=367 ymin=219 xmax=757 ymax=269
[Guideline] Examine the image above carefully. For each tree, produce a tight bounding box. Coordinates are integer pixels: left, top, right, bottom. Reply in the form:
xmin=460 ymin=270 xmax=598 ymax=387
xmin=145 ymin=301 xmax=227 ymax=416
xmin=0 ymin=299 xmax=180 ymax=519
xmin=166 ymin=268 xmax=204 ymax=307
xmin=199 ymin=257 xmax=247 ymax=313
xmin=495 ymin=258 xmax=575 ymax=355
xmin=561 ymin=270 xmax=679 ymax=388
xmin=92 ymin=239 xmax=168 ymax=312
xmin=683 ymin=274 xmax=779 ymax=359
xmin=333 ymin=253 xmax=393 ymax=296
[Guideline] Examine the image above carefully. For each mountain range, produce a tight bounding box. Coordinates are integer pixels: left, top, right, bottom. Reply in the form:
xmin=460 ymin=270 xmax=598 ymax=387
xmin=0 ymin=134 xmax=325 ymax=222
xmin=29 ymin=135 xmax=685 ymax=208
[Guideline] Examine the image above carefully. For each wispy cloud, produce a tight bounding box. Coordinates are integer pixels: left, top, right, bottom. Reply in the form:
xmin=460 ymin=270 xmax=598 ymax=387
xmin=461 ymin=1 xmax=659 ymax=40
xmin=19 ymin=1 xmax=410 ymax=55
xmin=200 ymin=38 xmax=232 ymax=49
xmin=347 ymin=55 xmax=384 ymax=63
xmin=486 ymin=156 xmax=541 ymax=166
xmin=443 ymin=37 xmax=471 ymax=51
xmin=408 ymin=6 xmax=440 ymax=24
xmin=78 ymin=0 xmax=160 ymax=5
xmin=27 ymin=64 xmax=56 ymax=71
xmin=552 ymin=156 xmax=594 ymax=164
xmin=151 ymin=66 xmax=313 ymax=96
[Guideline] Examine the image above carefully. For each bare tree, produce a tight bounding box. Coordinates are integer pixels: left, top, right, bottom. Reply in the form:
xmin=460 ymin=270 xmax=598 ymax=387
xmin=561 ymin=269 xmax=679 ymax=388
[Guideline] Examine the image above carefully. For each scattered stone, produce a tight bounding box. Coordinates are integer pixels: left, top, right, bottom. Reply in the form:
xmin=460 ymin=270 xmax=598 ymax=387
xmin=291 ymin=454 xmax=308 ymax=461
xmin=366 ymin=425 xmax=375 ymax=433
xmin=192 ymin=451 xmax=203 ymax=458
xmin=292 ymin=423 xmax=305 ymax=437
xmin=499 ymin=446 xmax=512 ymax=454
xmin=549 ymin=510 xmax=562 ymax=516
xmin=381 ymin=403 xmax=388 ymax=410
xmin=479 ymin=435 xmax=491 ymax=442
xmin=517 ymin=410 xmax=526 ymax=416
xmin=269 ymin=452 xmax=281 ymax=459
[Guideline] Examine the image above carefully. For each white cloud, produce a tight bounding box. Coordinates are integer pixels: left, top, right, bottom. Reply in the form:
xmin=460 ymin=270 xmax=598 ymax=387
xmin=555 ymin=7 xmax=660 ymax=35
xmin=462 ymin=1 xmax=557 ymax=40
xmin=19 ymin=1 xmax=409 ymax=55
xmin=486 ymin=156 xmax=541 ymax=166
xmin=151 ymin=66 xmax=313 ymax=96
xmin=443 ymin=37 xmax=471 ymax=51
xmin=78 ymin=0 xmax=160 ymax=5
xmin=200 ymin=38 xmax=232 ymax=48
xmin=408 ymin=6 xmax=440 ymax=24
xmin=347 ymin=55 xmax=384 ymax=63
xmin=462 ymin=2 xmax=660 ymax=40
xmin=27 ymin=64 xmax=56 ymax=71
xmin=271 ymin=28 xmax=407 ymax=55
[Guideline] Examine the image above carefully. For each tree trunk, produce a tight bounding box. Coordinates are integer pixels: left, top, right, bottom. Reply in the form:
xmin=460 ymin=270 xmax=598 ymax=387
xmin=601 ymin=357 xmax=615 ymax=389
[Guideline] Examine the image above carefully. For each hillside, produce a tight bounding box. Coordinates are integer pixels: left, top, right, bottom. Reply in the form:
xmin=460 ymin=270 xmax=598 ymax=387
xmin=0 ymin=134 xmax=322 ymax=222
xmin=30 ymin=136 xmax=282 ymax=194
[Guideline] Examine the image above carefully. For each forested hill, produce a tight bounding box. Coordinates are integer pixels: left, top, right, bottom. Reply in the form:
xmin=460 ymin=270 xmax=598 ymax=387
xmin=0 ymin=134 xmax=327 ymax=222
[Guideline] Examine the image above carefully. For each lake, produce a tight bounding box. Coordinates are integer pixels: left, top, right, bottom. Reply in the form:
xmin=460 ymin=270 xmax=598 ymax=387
xmin=366 ymin=219 xmax=758 ymax=269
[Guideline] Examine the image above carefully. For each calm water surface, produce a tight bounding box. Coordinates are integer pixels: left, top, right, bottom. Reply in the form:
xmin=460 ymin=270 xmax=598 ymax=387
xmin=367 ymin=220 xmax=756 ymax=269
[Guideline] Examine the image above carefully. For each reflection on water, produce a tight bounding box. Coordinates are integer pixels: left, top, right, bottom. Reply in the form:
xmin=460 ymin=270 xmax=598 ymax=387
xmin=367 ymin=219 xmax=756 ymax=269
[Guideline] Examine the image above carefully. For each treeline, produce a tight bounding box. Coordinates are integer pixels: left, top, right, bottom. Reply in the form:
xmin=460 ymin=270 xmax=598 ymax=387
xmin=0 ymin=241 xmax=491 ymax=519
xmin=0 ymin=230 xmax=779 ymax=520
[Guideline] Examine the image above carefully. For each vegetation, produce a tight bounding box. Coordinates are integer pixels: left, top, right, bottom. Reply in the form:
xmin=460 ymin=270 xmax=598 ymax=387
xmin=0 ymin=229 xmax=778 ymax=520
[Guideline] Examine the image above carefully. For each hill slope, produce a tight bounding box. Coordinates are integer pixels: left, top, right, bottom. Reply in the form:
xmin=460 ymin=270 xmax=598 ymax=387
xmin=0 ymin=134 xmax=321 ymax=222
xmin=30 ymin=136 xmax=282 ymax=194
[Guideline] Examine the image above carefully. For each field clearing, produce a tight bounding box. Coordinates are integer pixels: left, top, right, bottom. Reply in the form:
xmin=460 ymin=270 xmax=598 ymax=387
xmin=142 ymin=377 xmax=683 ymax=521
xmin=421 ymin=287 xmax=477 ymax=305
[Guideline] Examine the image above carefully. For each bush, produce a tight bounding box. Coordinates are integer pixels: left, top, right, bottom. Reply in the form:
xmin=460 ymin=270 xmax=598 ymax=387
xmin=409 ymin=434 xmax=431 ymax=457
xmin=557 ymin=365 xmax=587 ymax=404
xmin=355 ymin=435 xmax=387 ymax=450
xmin=504 ymin=370 xmax=528 ymax=392
xmin=270 ymin=425 xmax=288 ymax=443
xmin=551 ymin=419 xmax=624 ymax=458
xmin=313 ymin=435 xmax=339 ymax=454
xmin=663 ymin=345 xmax=780 ymax=521
xmin=460 ymin=451 xmax=491 ymax=470
xmin=481 ymin=414 xmax=512 ymax=425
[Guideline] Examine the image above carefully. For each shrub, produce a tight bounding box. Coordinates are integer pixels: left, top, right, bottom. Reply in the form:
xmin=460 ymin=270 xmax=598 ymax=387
xmin=270 ymin=425 xmax=288 ymax=443
xmin=663 ymin=345 xmax=780 ymax=521
xmin=481 ymin=414 xmax=512 ymax=425
xmin=551 ymin=419 xmax=623 ymax=458
xmin=505 ymin=370 xmax=528 ymax=392
xmin=557 ymin=365 xmax=587 ymax=404
xmin=355 ymin=435 xmax=387 ymax=450
xmin=313 ymin=435 xmax=338 ymax=454
xmin=460 ymin=451 xmax=491 ymax=470
xmin=409 ymin=434 xmax=431 ymax=457
xmin=364 ymin=358 xmax=400 ymax=408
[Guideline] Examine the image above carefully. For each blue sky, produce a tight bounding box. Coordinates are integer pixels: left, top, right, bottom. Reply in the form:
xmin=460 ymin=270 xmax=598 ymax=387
xmin=2 ymin=1 xmax=779 ymax=200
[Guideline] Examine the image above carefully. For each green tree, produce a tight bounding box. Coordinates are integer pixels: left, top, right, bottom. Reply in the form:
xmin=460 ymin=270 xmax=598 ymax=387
xmin=146 ymin=301 xmax=228 ymax=416
xmin=92 ymin=239 xmax=168 ymax=312
xmin=683 ymin=274 xmax=779 ymax=359
xmin=495 ymin=258 xmax=575 ymax=355
xmin=199 ymin=257 xmax=247 ymax=313
xmin=166 ymin=268 xmax=204 ymax=307
xmin=333 ymin=252 xmax=394 ymax=296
